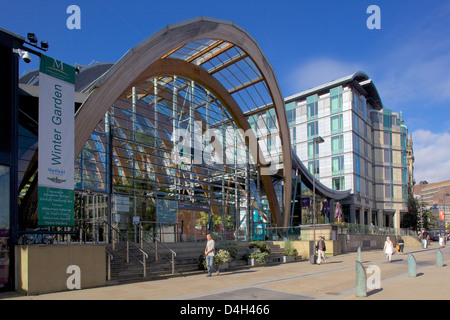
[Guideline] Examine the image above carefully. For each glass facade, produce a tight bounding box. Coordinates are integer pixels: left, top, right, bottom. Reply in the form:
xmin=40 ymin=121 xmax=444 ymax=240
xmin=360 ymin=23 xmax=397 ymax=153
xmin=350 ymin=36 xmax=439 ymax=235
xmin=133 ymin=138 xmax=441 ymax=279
xmin=74 ymin=76 xmax=273 ymax=241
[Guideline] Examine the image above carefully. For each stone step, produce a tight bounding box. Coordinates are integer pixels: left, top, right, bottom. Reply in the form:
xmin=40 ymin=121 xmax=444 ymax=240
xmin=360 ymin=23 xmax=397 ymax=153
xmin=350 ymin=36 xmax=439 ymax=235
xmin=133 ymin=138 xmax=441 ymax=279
xmin=105 ymin=241 xmax=287 ymax=283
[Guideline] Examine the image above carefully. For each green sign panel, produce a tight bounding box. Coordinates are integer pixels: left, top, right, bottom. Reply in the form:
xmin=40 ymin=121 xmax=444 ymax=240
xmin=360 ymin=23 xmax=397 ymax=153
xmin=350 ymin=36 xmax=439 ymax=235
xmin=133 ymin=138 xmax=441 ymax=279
xmin=39 ymin=54 xmax=76 ymax=84
xmin=38 ymin=186 xmax=74 ymax=226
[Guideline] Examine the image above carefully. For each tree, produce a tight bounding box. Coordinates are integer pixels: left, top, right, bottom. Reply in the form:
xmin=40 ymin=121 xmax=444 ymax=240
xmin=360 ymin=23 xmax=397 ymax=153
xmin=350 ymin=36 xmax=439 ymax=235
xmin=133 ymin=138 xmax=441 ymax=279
xmin=402 ymin=193 xmax=437 ymax=231
xmin=401 ymin=193 xmax=419 ymax=230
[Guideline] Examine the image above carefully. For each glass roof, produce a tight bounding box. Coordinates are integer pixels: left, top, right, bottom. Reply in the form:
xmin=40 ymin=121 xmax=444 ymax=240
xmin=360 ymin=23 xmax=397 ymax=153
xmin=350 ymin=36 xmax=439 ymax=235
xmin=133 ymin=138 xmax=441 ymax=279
xmin=143 ymin=39 xmax=281 ymax=168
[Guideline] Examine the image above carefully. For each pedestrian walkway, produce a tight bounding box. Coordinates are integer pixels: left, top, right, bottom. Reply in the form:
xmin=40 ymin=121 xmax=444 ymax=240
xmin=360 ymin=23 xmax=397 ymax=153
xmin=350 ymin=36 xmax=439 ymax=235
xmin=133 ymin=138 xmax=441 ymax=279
xmin=1 ymin=243 xmax=448 ymax=301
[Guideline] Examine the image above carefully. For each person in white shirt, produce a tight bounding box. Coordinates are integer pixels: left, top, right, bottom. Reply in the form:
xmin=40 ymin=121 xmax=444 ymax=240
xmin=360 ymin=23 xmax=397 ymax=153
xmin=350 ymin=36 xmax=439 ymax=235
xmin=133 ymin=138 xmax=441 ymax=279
xmin=383 ymin=236 xmax=394 ymax=263
xmin=205 ymin=234 xmax=219 ymax=276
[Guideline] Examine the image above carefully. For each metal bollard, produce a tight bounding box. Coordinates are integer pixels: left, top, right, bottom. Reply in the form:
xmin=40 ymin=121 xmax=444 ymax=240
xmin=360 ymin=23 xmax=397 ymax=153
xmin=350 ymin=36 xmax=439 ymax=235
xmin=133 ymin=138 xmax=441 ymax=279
xmin=436 ymin=249 xmax=443 ymax=267
xmin=408 ymin=253 xmax=416 ymax=277
xmin=355 ymin=261 xmax=367 ymax=297
xmin=357 ymin=247 xmax=361 ymax=262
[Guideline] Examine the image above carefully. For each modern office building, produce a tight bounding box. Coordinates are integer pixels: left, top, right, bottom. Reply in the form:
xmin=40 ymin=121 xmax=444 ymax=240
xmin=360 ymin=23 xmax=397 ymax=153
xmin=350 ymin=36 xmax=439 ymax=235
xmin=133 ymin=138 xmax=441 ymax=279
xmin=276 ymin=72 xmax=411 ymax=229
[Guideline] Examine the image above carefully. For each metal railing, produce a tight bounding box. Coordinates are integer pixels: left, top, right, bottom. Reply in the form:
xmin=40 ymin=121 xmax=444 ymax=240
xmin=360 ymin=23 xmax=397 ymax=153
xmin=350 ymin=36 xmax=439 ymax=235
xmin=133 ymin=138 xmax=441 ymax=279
xmin=262 ymin=224 xmax=417 ymax=241
xmin=101 ymin=220 xmax=149 ymax=278
xmin=137 ymin=223 xmax=177 ymax=275
xmin=75 ymin=220 xmax=114 ymax=281
xmin=336 ymin=223 xmax=417 ymax=237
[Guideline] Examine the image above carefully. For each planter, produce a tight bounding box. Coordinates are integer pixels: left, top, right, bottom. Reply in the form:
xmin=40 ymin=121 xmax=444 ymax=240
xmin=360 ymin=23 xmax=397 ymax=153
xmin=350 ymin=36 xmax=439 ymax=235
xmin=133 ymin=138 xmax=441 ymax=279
xmin=247 ymin=258 xmax=265 ymax=266
xmin=281 ymin=255 xmax=296 ymax=263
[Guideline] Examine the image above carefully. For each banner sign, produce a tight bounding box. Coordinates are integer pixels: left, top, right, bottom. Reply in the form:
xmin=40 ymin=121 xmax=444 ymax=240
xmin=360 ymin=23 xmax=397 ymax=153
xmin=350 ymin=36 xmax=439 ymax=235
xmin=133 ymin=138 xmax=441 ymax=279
xmin=38 ymin=54 xmax=75 ymax=226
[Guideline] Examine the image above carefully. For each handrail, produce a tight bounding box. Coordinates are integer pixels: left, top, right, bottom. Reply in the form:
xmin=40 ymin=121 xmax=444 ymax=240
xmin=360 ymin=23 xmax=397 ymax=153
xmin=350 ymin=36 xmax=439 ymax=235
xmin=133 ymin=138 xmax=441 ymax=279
xmin=100 ymin=219 xmax=148 ymax=278
xmin=137 ymin=223 xmax=177 ymax=275
xmin=75 ymin=220 xmax=114 ymax=281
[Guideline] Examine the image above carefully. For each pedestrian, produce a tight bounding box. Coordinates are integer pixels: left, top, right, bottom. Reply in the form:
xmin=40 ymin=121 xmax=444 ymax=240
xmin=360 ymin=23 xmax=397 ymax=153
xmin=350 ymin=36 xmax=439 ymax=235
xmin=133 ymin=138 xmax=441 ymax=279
xmin=370 ymin=222 xmax=375 ymax=234
xmin=397 ymin=236 xmax=404 ymax=255
xmin=204 ymin=234 xmax=219 ymax=276
xmin=315 ymin=236 xmax=327 ymax=265
xmin=383 ymin=236 xmax=394 ymax=263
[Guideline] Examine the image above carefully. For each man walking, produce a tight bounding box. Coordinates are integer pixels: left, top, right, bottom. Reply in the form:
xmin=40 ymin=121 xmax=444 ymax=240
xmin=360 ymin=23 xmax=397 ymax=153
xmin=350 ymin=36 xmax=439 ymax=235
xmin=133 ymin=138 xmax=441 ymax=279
xmin=205 ymin=234 xmax=219 ymax=276
xmin=316 ymin=236 xmax=327 ymax=265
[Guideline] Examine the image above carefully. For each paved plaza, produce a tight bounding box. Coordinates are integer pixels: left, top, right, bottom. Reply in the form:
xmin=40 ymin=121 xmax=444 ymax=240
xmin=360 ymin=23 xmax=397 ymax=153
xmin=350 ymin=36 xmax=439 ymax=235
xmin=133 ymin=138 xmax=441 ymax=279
xmin=1 ymin=243 xmax=448 ymax=301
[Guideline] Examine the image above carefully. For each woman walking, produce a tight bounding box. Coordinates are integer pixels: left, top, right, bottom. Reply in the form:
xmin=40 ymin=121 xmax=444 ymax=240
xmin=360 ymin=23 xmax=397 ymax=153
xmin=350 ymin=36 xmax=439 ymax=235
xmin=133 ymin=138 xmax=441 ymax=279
xmin=383 ymin=236 xmax=395 ymax=263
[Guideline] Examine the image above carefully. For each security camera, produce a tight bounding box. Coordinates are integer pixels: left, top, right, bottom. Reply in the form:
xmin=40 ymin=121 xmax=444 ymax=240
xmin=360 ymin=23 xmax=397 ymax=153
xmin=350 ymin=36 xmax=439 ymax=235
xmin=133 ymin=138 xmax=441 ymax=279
xmin=22 ymin=51 xmax=31 ymax=63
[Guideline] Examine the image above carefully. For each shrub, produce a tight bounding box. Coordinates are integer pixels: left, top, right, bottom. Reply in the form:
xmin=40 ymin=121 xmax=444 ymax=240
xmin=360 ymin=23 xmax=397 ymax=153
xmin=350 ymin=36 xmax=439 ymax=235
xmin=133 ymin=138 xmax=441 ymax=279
xmin=283 ymin=239 xmax=298 ymax=256
xmin=224 ymin=241 xmax=238 ymax=259
xmin=248 ymin=249 xmax=269 ymax=264
xmin=214 ymin=249 xmax=231 ymax=266
xmin=248 ymin=241 xmax=271 ymax=254
xmin=198 ymin=249 xmax=231 ymax=269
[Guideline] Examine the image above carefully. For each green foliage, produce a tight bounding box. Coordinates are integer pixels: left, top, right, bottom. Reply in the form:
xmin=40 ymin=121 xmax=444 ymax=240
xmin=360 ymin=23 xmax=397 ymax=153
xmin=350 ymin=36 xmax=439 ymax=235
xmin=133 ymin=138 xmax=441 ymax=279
xmin=219 ymin=241 xmax=238 ymax=259
xmin=247 ymin=241 xmax=270 ymax=264
xmin=198 ymin=249 xmax=232 ymax=269
xmin=214 ymin=249 xmax=231 ymax=266
xmin=283 ymin=239 xmax=298 ymax=256
xmin=248 ymin=249 xmax=269 ymax=264
xmin=248 ymin=241 xmax=271 ymax=254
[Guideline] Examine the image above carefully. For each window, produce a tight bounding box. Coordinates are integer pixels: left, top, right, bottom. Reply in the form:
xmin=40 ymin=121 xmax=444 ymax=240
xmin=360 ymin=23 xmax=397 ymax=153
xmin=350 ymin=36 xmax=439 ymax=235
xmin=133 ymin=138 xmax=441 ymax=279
xmin=353 ymin=114 xmax=360 ymax=133
xmin=384 ymin=132 xmax=391 ymax=146
xmin=308 ymin=141 xmax=319 ymax=159
xmin=383 ymin=109 xmax=392 ymax=129
xmin=248 ymin=115 xmax=257 ymax=132
xmin=353 ymin=92 xmax=360 ymax=111
xmin=307 ymin=94 xmax=318 ymax=119
xmin=330 ymin=86 xmax=343 ymax=113
xmin=291 ymin=126 xmax=296 ymax=143
xmin=384 ymin=149 xmax=391 ymax=163
xmin=330 ymin=114 xmax=343 ymax=134
xmin=332 ymin=177 xmax=345 ymax=190
xmin=307 ymin=121 xmax=318 ymax=139
xmin=385 ymin=185 xmax=391 ymax=198
xmin=308 ymin=160 xmax=320 ymax=175
xmin=402 ymin=168 xmax=407 ymax=184
xmin=353 ymin=135 xmax=360 ymax=155
xmin=267 ymin=135 xmax=274 ymax=150
xmin=385 ymin=167 xmax=391 ymax=181
xmin=332 ymin=155 xmax=344 ymax=175
xmin=354 ymin=155 xmax=360 ymax=175
xmin=285 ymin=102 xmax=296 ymax=125
xmin=266 ymin=109 xmax=276 ymax=130
xmin=331 ymin=135 xmax=344 ymax=154
xmin=355 ymin=176 xmax=361 ymax=194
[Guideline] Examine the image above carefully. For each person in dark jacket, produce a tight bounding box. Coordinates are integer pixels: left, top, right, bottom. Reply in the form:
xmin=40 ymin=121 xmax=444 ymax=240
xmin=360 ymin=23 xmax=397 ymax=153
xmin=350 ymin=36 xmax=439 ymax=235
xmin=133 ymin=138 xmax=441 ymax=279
xmin=315 ymin=236 xmax=327 ymax=264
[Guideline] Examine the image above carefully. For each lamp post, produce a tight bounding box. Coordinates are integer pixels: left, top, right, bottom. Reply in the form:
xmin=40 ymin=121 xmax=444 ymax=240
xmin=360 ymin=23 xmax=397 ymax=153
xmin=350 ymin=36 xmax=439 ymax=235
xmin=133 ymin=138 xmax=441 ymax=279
xmin=312 ymin=136 xmax=324 ymax=263
xmin=443 ymin=193 xmax=449 ymax=243
xmin=419 ymin=180 xmax=428 ymax=233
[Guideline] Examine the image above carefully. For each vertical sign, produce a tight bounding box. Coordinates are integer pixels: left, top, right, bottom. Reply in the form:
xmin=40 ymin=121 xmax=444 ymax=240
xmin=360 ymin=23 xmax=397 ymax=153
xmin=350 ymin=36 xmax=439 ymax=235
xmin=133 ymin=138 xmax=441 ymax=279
xmin=38 ymin=54 xmax=75 ymax=226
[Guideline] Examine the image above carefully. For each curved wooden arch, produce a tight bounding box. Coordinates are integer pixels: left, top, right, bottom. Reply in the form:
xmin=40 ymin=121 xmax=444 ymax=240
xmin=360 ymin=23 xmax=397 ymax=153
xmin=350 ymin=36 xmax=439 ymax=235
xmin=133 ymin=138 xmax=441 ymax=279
xmin=75 ymin=17 xmax=292 ymax=227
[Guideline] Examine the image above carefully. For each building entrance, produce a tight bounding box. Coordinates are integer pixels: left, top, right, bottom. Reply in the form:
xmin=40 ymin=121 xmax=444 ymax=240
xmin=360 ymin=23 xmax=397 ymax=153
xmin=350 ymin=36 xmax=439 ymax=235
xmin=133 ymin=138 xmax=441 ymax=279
xmin=75 ymin=192 xmax=109 ymax=243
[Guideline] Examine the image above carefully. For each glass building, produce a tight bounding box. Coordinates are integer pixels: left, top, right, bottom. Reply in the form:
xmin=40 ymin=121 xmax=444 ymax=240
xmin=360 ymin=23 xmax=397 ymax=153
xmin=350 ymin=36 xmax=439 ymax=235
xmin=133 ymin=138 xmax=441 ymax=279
xmin=0 ymin=18 xmax=355 ymax=291
xmin=16 ymin=17 xmax=351 ymax=247
xmin=17 ymin=17 xmax=299 ymax=245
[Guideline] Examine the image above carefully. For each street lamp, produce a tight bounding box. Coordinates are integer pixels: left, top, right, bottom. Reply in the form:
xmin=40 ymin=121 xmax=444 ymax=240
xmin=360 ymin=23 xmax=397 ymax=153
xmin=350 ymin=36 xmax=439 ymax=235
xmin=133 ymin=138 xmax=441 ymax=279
xmin=419 ymin=180 xmax=428 ymax=233
xmin=311 ymin=136 xmax=324 ymax=264
xmin=443 ymin=193 xmax=450 ymax=242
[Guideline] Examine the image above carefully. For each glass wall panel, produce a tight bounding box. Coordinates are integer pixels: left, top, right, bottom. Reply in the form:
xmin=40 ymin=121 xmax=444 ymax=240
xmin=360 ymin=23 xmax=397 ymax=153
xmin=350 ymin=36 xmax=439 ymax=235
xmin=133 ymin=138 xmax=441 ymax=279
xmin=74 ymin=76 xmax=273 ymax=242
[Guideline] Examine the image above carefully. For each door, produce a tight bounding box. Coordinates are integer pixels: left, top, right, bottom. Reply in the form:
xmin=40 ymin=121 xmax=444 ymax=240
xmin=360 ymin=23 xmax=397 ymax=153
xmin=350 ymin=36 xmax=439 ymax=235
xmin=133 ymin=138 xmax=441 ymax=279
xmin=75 ymin=192 xmax=109 ymax=242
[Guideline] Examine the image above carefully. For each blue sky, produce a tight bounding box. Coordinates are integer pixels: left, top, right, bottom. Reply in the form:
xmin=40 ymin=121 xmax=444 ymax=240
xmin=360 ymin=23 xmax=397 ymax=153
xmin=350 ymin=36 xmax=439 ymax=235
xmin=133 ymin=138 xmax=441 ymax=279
xmin=2 ymin=0 xmax=450 ymax=184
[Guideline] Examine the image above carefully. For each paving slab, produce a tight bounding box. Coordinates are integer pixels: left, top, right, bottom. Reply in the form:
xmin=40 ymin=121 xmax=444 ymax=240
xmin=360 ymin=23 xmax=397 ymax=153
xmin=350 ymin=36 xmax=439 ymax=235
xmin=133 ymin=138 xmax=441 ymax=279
xmin=1 ymin=243 xmax=448 ymax=301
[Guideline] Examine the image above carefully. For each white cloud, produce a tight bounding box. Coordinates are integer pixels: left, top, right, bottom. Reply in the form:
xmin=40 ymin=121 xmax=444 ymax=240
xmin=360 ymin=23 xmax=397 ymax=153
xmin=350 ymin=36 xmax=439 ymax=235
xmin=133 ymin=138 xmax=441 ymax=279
xmin=412 ymin=129 xmax=450 ymax=184
xmin=285 ymin=57 xmax=363 ymax=95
